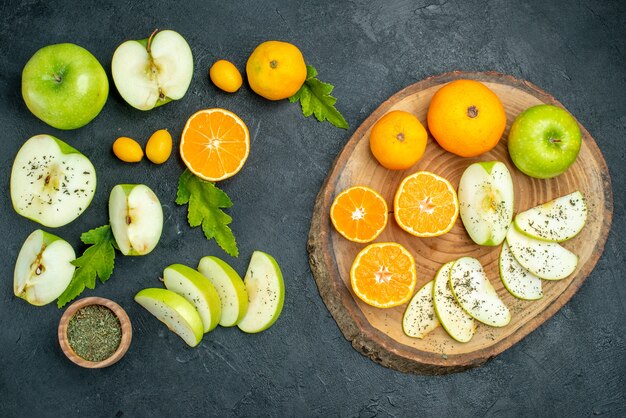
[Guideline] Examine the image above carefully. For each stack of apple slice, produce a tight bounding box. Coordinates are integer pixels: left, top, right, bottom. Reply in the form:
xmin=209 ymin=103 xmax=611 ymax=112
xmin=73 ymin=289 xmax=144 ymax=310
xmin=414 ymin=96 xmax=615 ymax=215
xmin=500 ymin=191 xmax=587 ymax=300
xmin=135 ymin=251 xmax=285 ymax=347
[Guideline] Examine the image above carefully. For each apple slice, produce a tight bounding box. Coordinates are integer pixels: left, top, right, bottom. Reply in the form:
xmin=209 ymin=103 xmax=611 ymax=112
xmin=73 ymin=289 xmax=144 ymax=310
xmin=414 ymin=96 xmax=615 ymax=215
xmin=499 ymin=242 xmax=543 ymax=300
xmin=197 ymin=256 xmax=248 ymax=327
xmin=112 ymin=30 xmax=193 ymax=111
xmin=14 ymin=229 xmax=76 ymax=306
xmin=432 ymin=261 xmax=476 ymax=343
xmin=402 ymin=280 xmax=439 ymax=339
xmin=506 ymin=225 xmax=578 ymax=280
xmin=135 ymin=288 xmax=204 ymax=347
xmin=163 ymin=264 xmax=222 ymax=333
xmin=237 ymin=251 xmax=285 ymax=333
xmin=458 ymin=161 xmax=514 ymax=246
xmin=449 ymin=257 xmax=511 ymax=327
xmin=11 ymin=135 xmax=96 ymax=228
xmin=514 ymin=191 xmax=587 ymax=242
xmin=109 ymin=184 xmax=163 ymax=256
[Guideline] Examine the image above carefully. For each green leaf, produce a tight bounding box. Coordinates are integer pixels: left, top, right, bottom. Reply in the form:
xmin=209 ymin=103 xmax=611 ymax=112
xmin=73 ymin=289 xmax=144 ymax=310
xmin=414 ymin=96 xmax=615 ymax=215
xmin=176 ymin=169 xmax=238 ymax=257
xmin=290 ymin=65 xmax=348 ymax=129
xmin=57 ymin=225 xmax=116 ymax=308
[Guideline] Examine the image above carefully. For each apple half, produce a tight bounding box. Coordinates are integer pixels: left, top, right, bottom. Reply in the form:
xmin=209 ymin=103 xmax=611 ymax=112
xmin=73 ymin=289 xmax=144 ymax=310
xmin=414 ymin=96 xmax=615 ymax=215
xmin=402 ymin=280 xmax=439 ymax=339
xmin=432 ymin=261 xmax=475 ymax=343
xmin=14 ymin=229 xmax=76 ymax=306
xmin=109 ymin=184 xmax=163 ymax=256
xmin=506 ymin=225 xmax=578 ymax=280
xmin=197 ymin=256 xmax=248 ymax=327
xmin=11 ymin=135 xmax=96 ymax=228
xmin=514 ymin=191 xmax=587 ymax=242
xmin=163 ymin=264 xmax=222 ymax=333
xmin=458 ymin=161 xmax=514 ymax=246
xmin=112 ymin=30 xmax=193 ymax=111
xmin=499 ymin=241 xmax=543 ymax=301
xmin=135 ymin=288 xmax=204 ymax=347
xmin=237 ymin=251 xmax=285 ymax=333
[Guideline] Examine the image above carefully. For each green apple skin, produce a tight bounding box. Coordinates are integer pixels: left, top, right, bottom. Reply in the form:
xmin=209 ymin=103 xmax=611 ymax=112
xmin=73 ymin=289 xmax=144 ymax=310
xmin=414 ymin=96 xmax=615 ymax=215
xmin=508 ymin=105 xmax=581 ymax=179
xmin=22 ymin=43 xmax=109 ymax=130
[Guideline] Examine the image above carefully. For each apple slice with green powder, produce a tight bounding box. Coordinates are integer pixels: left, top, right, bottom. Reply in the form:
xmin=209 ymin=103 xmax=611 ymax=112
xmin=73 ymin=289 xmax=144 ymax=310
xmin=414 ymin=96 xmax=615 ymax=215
xmin=197 ymin=256 xmax=248 ymax=327
xmin=449 ymin=257 xmax=511 ymax=327
xmin=402 ymin=280 xmax=439 ymax=339
xmin=514 ymin=191 xmax=587 ymax=242
xmin=432 ymin=262 xmax=475 ymax=343
xmin=10 ymin=135 xmax=96 ymax=228
xmin=163 ymin=264 xmax=222 ymax=333
xmin=14 ymin=229 xmax=76 ymax=306
xmin=135 ymin=288 xmax=204 ymax=347
xmin=109 ymin=184 xmax=163 ymax=256
xmin=237 ymin=251 xmax=285 ymax=333
xmin=506 ymin=225 xmax=578 ymax=280
xmin=499 ymin=241 xmax=543 ymax=301
xmin=112 ymin=30 xmax=193 ymax=111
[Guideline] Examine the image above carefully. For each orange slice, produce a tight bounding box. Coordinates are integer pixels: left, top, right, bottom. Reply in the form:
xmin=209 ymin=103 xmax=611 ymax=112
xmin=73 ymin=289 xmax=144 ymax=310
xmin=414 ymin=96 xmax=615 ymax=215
xmin=394 ymin=171 xmax=459 ymax=237
xmin=350 ymin=242 xmax=417 ymax=308
xmin=180 ymin=108 xmax=250 ymax=181
xmin=330 ymin=186 xmax=388 ymax=243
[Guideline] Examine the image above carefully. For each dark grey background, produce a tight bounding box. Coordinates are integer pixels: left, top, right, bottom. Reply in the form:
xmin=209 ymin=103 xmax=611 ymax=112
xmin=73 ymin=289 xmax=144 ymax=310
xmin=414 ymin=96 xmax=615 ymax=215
xmin=1 ymin=0 xmax=624 ymax=416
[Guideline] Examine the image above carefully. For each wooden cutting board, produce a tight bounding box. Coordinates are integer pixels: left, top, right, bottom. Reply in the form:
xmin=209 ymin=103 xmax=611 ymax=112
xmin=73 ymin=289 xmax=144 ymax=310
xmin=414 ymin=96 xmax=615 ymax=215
xmin=307 ymin=71 xmax=613 ymax=374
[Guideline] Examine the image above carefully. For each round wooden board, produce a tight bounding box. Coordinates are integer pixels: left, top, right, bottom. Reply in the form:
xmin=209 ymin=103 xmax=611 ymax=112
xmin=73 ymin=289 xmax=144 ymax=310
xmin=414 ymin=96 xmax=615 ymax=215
xmin=307 ymin=71 xmax=613 ymax=375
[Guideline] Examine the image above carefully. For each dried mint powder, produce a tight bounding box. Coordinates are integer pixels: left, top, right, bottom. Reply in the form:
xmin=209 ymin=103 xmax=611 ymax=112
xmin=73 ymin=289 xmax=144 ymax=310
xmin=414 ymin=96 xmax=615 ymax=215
xmin=67 ymin=305 xmax=122 ymax=362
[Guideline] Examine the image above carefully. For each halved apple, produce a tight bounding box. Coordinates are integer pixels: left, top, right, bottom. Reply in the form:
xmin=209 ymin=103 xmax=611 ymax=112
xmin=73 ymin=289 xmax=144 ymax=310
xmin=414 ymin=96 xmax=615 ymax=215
xmin=11 ymin=134 xmax=96 ymax=228
xmin=197 ymin=256 xmax=248 ymax=327
xmin=499 ymin=241 xmax=543 ymax=300
xmin=514 ymin=191 xmax=587 ymax=242
xmin=402 ymin=280 xmax=439 ymax=339
xmin=112 ymin=30 xmax=193 ymax=111
xmin=163 ymin=264 xmax=222 ymax=333
xmin=458 ymin=161 xmax=514 ymax=246
xmin=135 ymin=288 xmax=204 ymax=347
xmin=237 ymin=251 xmax=285 ymax=333
xmin=432 ymin=261 xmax=476 ymax=343
xmin=14 ymin=229 xmax=76 ymax=306
xmin=506 ymin=225 xmax=578 ymax=280
xmin=109 ymin=184 xmax=163 ymax=256
xmin=449 ymin=257 xmax=511 ymax=327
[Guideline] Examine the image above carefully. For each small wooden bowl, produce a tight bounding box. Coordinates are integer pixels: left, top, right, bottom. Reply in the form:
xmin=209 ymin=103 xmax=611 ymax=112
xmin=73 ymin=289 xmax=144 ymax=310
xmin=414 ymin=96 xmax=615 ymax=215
xmin=58 ymin=297 xmax=132 ymax=368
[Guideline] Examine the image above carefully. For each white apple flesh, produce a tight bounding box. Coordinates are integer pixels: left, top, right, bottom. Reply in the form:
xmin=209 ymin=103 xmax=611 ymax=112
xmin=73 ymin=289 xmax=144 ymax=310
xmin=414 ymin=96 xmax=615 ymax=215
xmin=163 ymin=264 xmax=222 ymax=333
xmin=237 ymin=251 xmax=285 ymax=333
xmin=402 ymin=280 xmax=439 ymax=339
xmin=458 ymin=161 xmax=514 ymax=246
xmin=506 ymin=225 xmax=578 ymax=280
xmin=499 ymin=241 xmax=543 ymax=301
xmin=514 ymin=191 xmax=587 ymax=242
xmin=14 ymin=229 xmax=76 ymax=306
xmin=112 ymin=30 xmax=193 ymax=111
xmin=11 ymin=135 xmax=96 ymax=228
xmin=432 ymin=261 xmax=475 ymax=343
xmin=109 ymin=184 xmax=163 ymax=256
xmin=197 ymin=256 xmax=248 ymax=327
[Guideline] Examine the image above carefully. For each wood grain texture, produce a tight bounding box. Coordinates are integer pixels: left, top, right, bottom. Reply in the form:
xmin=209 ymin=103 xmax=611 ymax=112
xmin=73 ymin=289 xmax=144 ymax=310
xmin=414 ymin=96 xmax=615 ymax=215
xmin=307 ymin=71 xmax=613 ymax=375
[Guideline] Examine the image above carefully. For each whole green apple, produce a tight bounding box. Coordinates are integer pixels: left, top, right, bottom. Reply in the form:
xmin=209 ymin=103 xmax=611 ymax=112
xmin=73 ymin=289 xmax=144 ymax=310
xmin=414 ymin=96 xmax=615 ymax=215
xmin=507 ymin=104 xmax=581 ymax=179
xmin=22 ymin=43 xmax=109 ymax=130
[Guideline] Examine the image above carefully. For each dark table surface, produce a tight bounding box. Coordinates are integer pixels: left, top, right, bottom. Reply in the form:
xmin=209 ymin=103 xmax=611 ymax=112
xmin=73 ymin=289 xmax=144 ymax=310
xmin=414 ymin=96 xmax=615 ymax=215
xmin=1 ymin=0 xmax=624 ymax=416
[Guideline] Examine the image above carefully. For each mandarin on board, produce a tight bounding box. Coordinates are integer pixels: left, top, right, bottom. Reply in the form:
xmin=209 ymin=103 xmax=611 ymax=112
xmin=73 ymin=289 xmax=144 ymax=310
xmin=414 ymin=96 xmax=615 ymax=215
xmin=246 ymin=41 xmax=307 ymax=100
xmin=330 ymin=186 xmax=388 ymax=243
xmin=369 ymin=110 xmax=428 ymax=170
xmin=427 ymin=79 xmax=506 ymax=157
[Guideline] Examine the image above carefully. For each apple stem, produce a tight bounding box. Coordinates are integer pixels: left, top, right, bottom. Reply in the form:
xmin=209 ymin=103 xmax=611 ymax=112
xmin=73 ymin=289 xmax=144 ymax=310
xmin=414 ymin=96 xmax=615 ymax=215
xmin=550 ymin=138 xmax=561 ymax=143
xmin=147 ymin=28 xmax=159 ymax=53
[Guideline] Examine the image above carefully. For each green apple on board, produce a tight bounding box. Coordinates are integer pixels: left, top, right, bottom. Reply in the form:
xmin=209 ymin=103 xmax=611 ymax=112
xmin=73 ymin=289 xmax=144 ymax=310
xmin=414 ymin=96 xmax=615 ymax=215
xmin=508 ymin=104 xmax=582 ymax=179
xmin=14 ymin=230 xmax=76 ymax=306
xmin=22 ymin=43 xmax=108 ymax=130
xmin=10 ymin=135 xmax=97 ymax=227
xmin=432 ymin=261 xmax=476 ymax=343
xmin=112 ymin=30 xmax=193 ymax=110
xmin=457 ymin=161 xmax=514 ymax=246
xmin=109 ymin=184 xmax=163 ymax=256
xmin=499 ymin=241 xmax=543 ymax=301
xmin=402 ymin=280 xmax=439 ymax=339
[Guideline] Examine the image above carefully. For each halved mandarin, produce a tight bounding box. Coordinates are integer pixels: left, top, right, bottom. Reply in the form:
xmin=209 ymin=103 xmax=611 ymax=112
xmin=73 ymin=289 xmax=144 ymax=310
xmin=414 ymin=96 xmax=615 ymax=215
xmin=330 ymin=186 xmax=388 ymax=243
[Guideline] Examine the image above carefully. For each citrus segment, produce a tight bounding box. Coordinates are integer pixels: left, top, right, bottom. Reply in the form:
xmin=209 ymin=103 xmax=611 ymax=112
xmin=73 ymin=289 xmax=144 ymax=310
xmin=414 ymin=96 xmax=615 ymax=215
xmin=350 ymin=242 xmax=417 ymax=308
xmin=180 ymin=108 xmax=250 ymax=181
xmin=394 ymin=171 xmax=459 ymax=237
xmin=330 ymin=186 xmax=388 ymax=243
